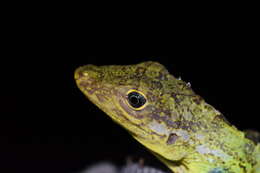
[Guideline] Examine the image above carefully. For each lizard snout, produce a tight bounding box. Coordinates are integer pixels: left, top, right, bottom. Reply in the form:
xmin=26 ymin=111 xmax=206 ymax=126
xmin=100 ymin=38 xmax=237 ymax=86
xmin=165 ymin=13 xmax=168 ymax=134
xmin=74 ymin=65 xmax=104 ymax=95
xmin=75 ymin=65 xmax=96 ymax=80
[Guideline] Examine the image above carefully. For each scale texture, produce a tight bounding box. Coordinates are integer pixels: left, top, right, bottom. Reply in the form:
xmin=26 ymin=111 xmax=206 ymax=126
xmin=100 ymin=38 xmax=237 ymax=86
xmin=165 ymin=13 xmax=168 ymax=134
xmin=75 ymin=61 xmax=260 ymax=173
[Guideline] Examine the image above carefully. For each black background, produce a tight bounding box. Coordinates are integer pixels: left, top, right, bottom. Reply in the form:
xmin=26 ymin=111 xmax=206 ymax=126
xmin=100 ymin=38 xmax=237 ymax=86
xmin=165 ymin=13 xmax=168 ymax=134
xmin=1 ymin=9 xmax=259 ymax=173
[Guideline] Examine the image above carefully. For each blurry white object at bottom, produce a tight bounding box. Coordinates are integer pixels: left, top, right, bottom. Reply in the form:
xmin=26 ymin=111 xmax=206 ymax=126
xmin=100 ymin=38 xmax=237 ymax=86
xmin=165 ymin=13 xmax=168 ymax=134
xmin=81 ymin=162 xmax=168 ymax=173
xmin=81 ymin=162 xmax=118 ymax=173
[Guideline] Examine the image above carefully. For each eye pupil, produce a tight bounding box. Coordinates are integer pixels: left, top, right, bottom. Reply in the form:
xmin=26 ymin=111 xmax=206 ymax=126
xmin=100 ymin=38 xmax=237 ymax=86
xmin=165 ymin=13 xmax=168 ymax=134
xmin=129 ymin=95 xmax=139 ymax=105
xmin=127 ymin=91 xmax=146 ymax=109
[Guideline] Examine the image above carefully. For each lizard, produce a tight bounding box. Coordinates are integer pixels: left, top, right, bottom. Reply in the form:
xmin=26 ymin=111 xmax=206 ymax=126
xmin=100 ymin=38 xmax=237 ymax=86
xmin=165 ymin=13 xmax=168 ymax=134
xmin=74 ymin=61 xmax=260 ymax=173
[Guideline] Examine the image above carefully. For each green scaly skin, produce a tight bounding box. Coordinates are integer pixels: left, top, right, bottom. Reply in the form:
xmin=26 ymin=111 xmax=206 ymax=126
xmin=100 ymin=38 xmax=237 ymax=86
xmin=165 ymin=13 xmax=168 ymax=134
xmin=75 ymin=61 xmax=260 ymax=173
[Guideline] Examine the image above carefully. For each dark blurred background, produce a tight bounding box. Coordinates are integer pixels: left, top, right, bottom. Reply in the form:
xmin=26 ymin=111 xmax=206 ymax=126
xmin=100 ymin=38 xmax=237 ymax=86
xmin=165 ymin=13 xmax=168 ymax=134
xmin=1 ymin=9 xmax=259 ymax=173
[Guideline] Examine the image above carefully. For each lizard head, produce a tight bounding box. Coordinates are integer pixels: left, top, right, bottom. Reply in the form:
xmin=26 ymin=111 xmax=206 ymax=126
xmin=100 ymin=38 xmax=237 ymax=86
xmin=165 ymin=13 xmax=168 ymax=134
xmin=75 ymin=61 xmax=201 ymax=161
xmin=75 ymin=61 xmax=258 ymax=173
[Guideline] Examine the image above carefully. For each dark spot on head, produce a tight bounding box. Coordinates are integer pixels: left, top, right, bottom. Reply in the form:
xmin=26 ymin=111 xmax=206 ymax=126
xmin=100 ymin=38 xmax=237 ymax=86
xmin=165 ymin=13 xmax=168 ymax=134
xmin=166 ymin=133 xmax=179 ymax=145
xmin=192 ymin=96 xmax=203 ymax=105
xmin=135 ymin=67 xmax=146 ymax=77
xmin=171 ymin=93 xmax=181 ymax=105
xmin=156 ymin=72 xmax=168 ymax=80
xmin=150 ymin=80 xmax=163 ymax=90
xmin=204 ymin=104 xmax=214 ymax=111
xmin=213 ymin=114 xmax=231 ymax=126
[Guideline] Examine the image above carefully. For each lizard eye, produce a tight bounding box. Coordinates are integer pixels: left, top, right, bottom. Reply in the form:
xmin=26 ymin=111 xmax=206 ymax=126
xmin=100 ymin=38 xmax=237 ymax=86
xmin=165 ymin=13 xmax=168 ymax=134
xmin=127 ymin=90 xmax=147 ymax=110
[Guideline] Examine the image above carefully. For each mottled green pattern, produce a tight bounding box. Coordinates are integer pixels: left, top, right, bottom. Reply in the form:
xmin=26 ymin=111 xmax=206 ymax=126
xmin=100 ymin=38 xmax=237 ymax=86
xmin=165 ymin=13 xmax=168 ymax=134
xmin=75 ymin=61 xmax=260 ymax=173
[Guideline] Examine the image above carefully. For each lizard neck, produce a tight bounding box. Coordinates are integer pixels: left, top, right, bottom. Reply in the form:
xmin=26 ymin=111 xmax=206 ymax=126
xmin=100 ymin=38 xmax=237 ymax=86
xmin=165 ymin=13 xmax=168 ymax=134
xmin=169 ymin=100 xmax=258 ymax=173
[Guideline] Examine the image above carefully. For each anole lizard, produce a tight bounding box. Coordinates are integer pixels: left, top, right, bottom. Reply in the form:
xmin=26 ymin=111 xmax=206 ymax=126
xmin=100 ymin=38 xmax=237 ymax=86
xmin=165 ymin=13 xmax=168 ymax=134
xmin=75 ymin=61 xmax=260 ymax=173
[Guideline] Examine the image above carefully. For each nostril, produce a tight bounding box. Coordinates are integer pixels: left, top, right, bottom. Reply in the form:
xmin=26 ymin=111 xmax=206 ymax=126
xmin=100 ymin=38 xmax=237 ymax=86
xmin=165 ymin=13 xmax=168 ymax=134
xmin=74 ymin=68 xmax=83 ymax=80
xmin=74 ymin=67 xmax=89 ymax=80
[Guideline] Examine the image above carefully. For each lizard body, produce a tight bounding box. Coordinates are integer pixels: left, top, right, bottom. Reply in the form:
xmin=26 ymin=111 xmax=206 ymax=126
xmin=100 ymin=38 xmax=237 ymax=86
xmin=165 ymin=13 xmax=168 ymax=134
xmin=75 ymin=61 xmax=260 ymax=173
